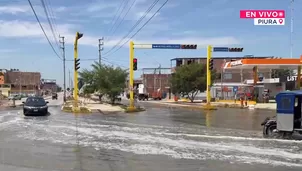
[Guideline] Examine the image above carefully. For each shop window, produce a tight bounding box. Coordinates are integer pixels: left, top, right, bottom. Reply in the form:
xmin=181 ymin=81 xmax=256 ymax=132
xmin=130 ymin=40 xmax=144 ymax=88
xmin=224 ymin=73 xmax=232 ymax=80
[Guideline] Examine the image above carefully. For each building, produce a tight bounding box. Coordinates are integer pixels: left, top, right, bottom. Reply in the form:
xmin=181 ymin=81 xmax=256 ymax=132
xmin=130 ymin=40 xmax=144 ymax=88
xmin=0 ymin=69 xmax=41 ymax=96
xmin=40 ymin=79 xmax=57 ymax=95
xmin=170 ymin=56 xmax=281 ymax=100
xmin=170 ymin=56 xmax=276 ymax=83
xmin=141 ymin=74 xmax=171 ymax=95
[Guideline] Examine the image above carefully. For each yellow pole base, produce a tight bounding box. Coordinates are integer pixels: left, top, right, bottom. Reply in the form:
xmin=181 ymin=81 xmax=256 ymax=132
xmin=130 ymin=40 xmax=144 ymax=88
xmin=126 ymin=106 xmax=137 ymax=112
xmin=203 ymin=103 xmax=217 ymax=110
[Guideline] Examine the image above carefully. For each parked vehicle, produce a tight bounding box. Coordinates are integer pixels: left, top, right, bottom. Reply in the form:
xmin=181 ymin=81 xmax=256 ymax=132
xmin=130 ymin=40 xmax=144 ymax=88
xmin=8 ymin=94 xmax=22 ymax=100
xmin=261 ymin=90 xmax=302 ymax=140
xmin=52 ymin=92 xmax=58 ymax=100
xmin=22 ymin=96 xmax=49 ymax=116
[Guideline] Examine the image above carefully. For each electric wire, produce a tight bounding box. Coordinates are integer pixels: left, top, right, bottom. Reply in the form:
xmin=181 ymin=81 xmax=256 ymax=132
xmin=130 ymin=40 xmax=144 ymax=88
xmin=103 ymin=0 xmax=169 ymax=58
xmin=103 ymin=0 xmax=161 ymax=55
xmin=27 ymin=0 xmax=62 ymax=60
xmin=45 ymin=0 xmax=60 ymax=44
xmin=106 ymin=0 xmax=127 ymax=35
xmin=106 ymin=0 xmax=131 ymax=42
xmin=40 ymin=0 xmax=60 ymax=48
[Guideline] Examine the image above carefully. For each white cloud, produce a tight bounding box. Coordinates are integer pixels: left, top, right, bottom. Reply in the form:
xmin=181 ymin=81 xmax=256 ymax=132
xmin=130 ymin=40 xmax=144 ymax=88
xmin=0 ymin=5 xmax=31 ymax=14
xmin=134 ymin=12 xmax=161 ymax=20
xmin=0 ymin=20 xmax=240 ymax=49
xmin=0 ymin=49 xmax=17 ymax=53
xmin=86 ymin=2 xmax=117 ymax=13
xmin=0 ymin=20 xmax=99 ymax=46
xmin=0 ymin=4 xmax=66 ymax=18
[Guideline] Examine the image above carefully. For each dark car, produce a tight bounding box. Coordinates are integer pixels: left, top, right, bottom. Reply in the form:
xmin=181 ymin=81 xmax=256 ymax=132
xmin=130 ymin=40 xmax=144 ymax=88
xmin=52 ymin=92 xmax=58 ymax=100
xmin=22 ymin=97 xmax=49 ymax=116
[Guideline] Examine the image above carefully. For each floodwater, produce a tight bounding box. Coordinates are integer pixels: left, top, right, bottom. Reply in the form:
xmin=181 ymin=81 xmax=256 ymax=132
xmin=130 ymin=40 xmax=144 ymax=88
xmin=0 ymin=101 xmax=301 ymax=171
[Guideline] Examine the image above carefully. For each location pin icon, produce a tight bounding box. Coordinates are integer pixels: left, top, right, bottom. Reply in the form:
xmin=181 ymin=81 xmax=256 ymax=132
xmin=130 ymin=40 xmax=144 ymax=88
xmin=279 ymin=19 xmax=283 ymax=24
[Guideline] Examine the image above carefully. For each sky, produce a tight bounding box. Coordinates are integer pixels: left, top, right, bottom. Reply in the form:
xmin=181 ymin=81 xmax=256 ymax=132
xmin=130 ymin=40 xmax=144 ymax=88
xmin=0 ymin=0 xmax=301 ymax=87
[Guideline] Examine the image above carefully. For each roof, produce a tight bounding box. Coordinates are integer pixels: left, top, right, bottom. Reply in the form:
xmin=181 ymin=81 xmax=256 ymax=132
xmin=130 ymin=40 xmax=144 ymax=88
xmin=223 ymin=58 xmax=301 ymax=71
xmin=170 ymin=56 xmax=275 ymax=61
xmin=277 ymin=90 xmax=302 ymax=96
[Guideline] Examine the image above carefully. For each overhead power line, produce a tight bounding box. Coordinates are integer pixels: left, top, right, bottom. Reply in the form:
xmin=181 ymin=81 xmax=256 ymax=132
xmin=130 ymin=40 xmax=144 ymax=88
xmin=106 ymin=0 xmax=127 ymax=35
xmin=103 ymin=0 xmax=169 ymax=58
xmin=107 ymin=0 xmax=137 ymax=42
xmin=44 ymin=0 xmax=60 ymax=45
xmin=40 ymin=0 xmax=60 ymax=48
xmin=27 ymin=0 xmax=62 ymax=60
xmin=103 ymin=0 xmax=161 ymax=55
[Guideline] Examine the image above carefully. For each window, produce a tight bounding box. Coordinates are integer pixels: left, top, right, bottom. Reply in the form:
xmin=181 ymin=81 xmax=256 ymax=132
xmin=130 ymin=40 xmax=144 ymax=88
xmin=224 ymin=73 xmax=232 ymax=80
xmin=176 ymin=60 xmax=182 ymax=66
xmin=3 ymin=84 xmax=10 ymax=88
xmin=280 ymin=97 xmax=291 ymax=109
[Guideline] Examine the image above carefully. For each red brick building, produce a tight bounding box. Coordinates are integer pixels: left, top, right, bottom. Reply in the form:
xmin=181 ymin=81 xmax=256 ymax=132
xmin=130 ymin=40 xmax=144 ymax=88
xmin=4 ymin=70 xmax=41 ymax=94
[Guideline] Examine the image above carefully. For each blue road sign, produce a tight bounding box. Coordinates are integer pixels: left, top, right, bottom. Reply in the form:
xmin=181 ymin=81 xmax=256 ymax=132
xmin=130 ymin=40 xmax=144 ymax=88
xmin=213 ymin=47 xmax=229 ymax=52
xmin=233 ymin=86 xmax=238 ymax=92
xmin=152 ymin=44 xmax=181 ymax=49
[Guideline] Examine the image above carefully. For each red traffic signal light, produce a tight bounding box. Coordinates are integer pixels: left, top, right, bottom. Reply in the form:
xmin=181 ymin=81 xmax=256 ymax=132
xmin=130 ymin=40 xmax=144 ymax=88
xmin=228 ymin=47 xmax=243 ymax=52
xmin=181 ymin=44 xmax=197 ymax=49
xmin=133 ymin=58 xmax=137 ymax=71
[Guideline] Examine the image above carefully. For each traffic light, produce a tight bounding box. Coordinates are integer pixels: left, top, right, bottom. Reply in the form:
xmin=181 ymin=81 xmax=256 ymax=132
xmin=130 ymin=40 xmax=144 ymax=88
xmin=76 ymin=32 xmax=83 ymax=40
xmin=181 ymin=44 xmax=197 ymax=49
xmin=133 ymin=58 xmax=137 ymax=71
xmin=228 ymin=47 xmax=243 ymax=52
xmin=209 ymin=59 xmax=214 ymax=71
xmin=75 ymin=58 xmax=80 ymax=71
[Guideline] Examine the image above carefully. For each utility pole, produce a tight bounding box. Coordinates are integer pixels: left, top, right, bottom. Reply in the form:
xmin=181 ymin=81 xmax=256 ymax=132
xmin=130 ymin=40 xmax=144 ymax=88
xmin=59 ymin=35 xmax=66 ymax=102
xmin=19 ymin=71 xmax=21 ymax=94
xmin=98 ymin=37 xmax=104 ymax=65
xmin=69 ymin=70 xmax=71 ymax=89
xmin=159 ymin=64 xmax=162 ymax=90
xmin=290 ymin=0 xmax=294 ymax=59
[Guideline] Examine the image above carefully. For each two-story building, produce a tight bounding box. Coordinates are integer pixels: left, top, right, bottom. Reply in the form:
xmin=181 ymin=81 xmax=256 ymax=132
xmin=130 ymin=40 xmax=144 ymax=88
xmin=0 ymin=69 xmax=41 ymax=96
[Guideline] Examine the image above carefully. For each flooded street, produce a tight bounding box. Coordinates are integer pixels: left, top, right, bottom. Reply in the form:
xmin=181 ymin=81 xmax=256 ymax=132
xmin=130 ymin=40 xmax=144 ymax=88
xmin=0 ymin=104 xmax=301 ymax=171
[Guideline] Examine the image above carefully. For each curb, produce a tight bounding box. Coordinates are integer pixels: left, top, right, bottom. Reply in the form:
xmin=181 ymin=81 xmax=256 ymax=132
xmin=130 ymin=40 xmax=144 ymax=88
xmin=147 ymin=102 xmax=246 ymax=110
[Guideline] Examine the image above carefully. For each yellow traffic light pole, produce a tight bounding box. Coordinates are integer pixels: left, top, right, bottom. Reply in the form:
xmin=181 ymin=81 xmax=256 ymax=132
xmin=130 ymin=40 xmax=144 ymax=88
xmin=73 ymin=32 xmax=83 ymax=108
xmin=297 ymin=66 xmax=301 ymax=90
xmin=127 ymin=41 xmax=136 ymax=111
xmin=204 ymin=45 xmax=216 ymax=110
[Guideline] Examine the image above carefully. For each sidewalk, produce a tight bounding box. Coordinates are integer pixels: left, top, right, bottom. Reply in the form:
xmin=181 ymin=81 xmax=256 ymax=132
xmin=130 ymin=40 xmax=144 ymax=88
xmin=142 ymin=99 xmax=277 ymax=110
xmin=253 ymin=103 xmax=276 ymax=110
xmin=78 ymin=97 xmax=124 ymax=113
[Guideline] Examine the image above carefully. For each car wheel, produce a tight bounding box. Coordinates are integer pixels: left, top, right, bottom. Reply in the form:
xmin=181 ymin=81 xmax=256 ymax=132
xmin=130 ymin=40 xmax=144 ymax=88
xmin=23 ymin=109 xmax=28 ymax=116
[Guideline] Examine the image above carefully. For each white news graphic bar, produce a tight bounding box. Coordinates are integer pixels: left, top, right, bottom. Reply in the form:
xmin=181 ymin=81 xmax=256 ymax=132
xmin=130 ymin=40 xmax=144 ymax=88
xmin=254 ymin=18 xmax=285 ymax=25
xmin=134 ymin=44 xmax=207 ymax=49
xmin=134 ymin=44 xmax=152 ymax=49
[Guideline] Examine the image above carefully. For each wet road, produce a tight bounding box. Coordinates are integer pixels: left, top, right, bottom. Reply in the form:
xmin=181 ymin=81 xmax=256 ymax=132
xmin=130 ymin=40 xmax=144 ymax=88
xmin=0 ymin=98 xmax=301 ymax=171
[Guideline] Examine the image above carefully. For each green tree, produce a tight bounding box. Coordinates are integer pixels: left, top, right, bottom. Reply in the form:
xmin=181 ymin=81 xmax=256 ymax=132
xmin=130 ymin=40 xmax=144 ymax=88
xmin=79 ymin=62 xmax=128 ymax=104
xmin=271 ymin=69 xmax=293 ymax=78
xmin=56 ymin=85 xmax=62 ymax=92
xmin=170 ymin=63 xmax=216 ymax=102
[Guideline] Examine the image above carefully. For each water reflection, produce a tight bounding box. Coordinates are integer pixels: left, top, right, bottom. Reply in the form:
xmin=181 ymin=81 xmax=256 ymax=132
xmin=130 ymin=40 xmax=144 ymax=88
xmin=164 ymin=107 xmax=276 ymax=131
xmin=204 ymin=111 xmax=212 ymax=127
